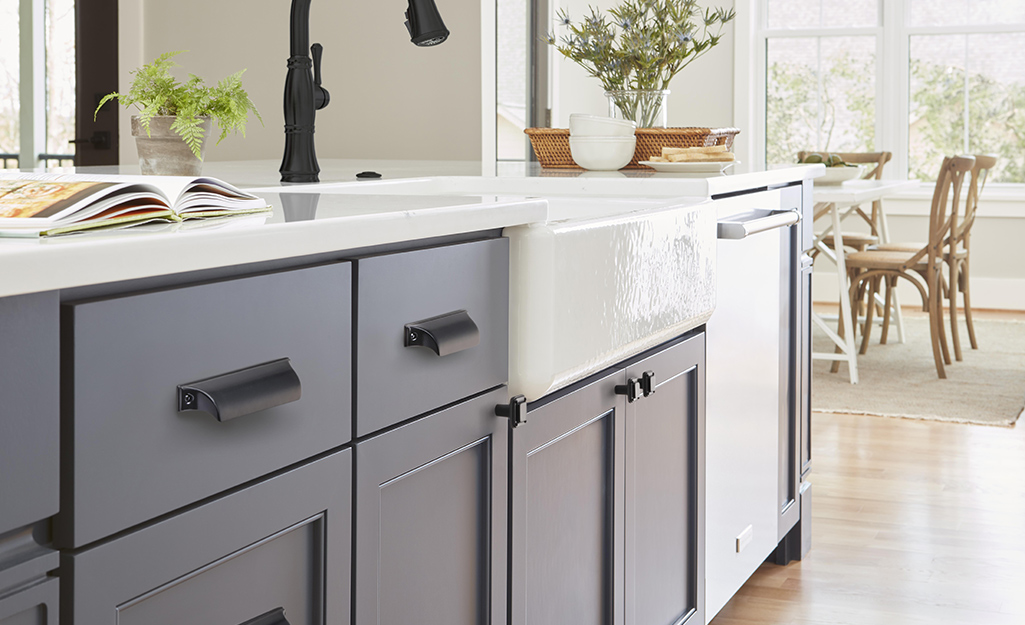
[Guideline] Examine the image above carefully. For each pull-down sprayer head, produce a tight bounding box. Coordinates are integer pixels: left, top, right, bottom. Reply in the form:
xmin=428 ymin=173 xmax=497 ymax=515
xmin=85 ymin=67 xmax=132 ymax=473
xmin=405 ymin=0 xmax=449 ymax=46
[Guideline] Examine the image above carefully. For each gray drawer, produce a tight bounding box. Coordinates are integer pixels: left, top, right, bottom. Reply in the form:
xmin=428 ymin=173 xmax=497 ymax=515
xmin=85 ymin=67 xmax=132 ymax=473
xmin=0 ymin=292 xmax=59 ymax=535
xmin=64 ymin=448 xmax=351 ymax=625
xmin=58 ymin=263 xmax=352 ymax=548
xmin=0 ymin=578 xmax=58 ymax=625
xmin=356 ymin=238 xmax=509 ymax=436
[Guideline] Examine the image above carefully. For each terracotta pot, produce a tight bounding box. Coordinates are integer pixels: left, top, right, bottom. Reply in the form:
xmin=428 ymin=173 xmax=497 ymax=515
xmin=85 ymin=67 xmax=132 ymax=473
xmin=131 ymin=115 xmax=213 ymax=176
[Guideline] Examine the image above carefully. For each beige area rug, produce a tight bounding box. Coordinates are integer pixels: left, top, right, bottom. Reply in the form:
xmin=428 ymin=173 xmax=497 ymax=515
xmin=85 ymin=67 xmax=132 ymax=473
xmin=813 ymin=317 xmax=1025 ymax=426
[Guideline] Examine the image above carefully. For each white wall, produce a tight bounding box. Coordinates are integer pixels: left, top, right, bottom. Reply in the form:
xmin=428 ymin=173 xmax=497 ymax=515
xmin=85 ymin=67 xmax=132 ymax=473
xmin=118 ymin=0 xmax=482 ymax=164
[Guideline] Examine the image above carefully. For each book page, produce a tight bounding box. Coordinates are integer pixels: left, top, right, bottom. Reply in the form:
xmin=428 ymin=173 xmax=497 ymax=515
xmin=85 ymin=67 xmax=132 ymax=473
xmin=0 ymin=172 xmax=267 ymax=215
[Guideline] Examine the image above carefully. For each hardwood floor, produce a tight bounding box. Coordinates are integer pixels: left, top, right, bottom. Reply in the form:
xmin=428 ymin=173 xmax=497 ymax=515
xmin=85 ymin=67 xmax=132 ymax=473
xmin=709 ymin=411 xmax=1025 ymax=625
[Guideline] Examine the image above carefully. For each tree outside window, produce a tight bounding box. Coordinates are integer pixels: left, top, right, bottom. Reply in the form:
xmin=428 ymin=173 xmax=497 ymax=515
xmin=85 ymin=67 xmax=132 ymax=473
xmin=763 ymin=0 xmax=1025 ymax=183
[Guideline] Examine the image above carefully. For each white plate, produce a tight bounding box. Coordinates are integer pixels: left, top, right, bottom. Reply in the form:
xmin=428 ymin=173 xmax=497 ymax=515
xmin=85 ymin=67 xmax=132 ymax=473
xmin=640 ymin=160 xmax=739 ymax=174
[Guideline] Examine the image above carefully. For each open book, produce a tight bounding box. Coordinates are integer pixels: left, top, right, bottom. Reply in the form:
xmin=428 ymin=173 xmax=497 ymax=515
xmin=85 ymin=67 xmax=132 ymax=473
xmin=0 ymin=172 xmax=271 ymax=237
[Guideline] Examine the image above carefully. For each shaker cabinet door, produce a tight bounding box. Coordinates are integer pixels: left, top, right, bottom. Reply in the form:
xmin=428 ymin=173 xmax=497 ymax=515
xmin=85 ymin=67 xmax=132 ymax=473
xmin=355 ymin=388 xmax=508 ymax=625
xmin=0 ymin=578 xmax=58 ymax=625
xmin=624 ymin=333 xmax=705 ymax=625
xmin=509 ymin=370 xmax=626 ymax=625
xmin=64 ymin=449 xmax=351 ymax=625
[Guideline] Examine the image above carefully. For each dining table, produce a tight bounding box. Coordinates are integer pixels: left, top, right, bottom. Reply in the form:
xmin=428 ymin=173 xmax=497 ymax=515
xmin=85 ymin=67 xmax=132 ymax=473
xmin=811 ymin=178 xmax=919 ymax=384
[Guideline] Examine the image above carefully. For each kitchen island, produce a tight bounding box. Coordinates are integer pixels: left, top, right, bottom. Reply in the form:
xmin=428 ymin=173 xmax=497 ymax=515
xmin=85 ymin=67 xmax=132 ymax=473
xmin=0 ymin=160 xmax=819 ymax=625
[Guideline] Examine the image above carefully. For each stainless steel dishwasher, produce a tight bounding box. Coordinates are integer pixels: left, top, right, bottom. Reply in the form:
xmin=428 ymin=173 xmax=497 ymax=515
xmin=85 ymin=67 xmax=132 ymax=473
xmin=704 ymin=187 xmax=803 ymax=622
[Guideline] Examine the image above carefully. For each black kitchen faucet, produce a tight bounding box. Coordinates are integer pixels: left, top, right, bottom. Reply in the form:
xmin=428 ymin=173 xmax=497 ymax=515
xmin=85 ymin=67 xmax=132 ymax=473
xmin=280 ymin=0 xmax=450 ymax=183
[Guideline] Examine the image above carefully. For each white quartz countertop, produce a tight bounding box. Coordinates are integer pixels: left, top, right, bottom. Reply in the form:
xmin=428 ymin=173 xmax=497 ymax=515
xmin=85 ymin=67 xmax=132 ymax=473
xmin=0 ymin=159 xmax=820 ymax=298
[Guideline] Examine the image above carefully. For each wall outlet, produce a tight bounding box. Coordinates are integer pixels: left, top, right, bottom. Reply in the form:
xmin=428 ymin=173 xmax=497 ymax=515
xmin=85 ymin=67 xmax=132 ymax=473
xmin=736 ymin=525 xmax=754 ymax=553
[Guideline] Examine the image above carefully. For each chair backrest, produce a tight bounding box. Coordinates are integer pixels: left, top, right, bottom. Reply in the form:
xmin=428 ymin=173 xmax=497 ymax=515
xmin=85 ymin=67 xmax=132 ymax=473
xmin=797 ymin=151 xmax=892 ymax=180
xmin=954 ymin=154 xmax=998 ymax=250
xmin=918 ymin=155 xmax=975 ymax=269
xmin=798 ymin=151 xmax=894 ymax=236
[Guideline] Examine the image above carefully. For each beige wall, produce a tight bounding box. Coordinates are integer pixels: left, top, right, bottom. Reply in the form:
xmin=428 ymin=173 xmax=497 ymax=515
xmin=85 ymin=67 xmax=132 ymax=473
xmin=119 ymin=0 xmax=482 ymax=164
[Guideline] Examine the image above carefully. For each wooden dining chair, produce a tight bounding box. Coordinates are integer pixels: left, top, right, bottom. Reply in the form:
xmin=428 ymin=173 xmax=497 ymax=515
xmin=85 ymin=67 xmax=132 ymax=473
xmin=802 ymin=151 xmax=895 ymax=372
xmin=801 ymin=151 xmax=893 ymax=253
xmin=843 ymin=155 xmax=974 ymax=379
xmin=871 ymin=154 xmax=997 ymax=360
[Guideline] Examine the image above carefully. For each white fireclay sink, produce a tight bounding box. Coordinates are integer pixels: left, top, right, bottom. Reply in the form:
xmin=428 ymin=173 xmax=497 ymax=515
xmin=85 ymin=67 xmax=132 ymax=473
xmin=256 ymin=176 xmax=717 ymax=400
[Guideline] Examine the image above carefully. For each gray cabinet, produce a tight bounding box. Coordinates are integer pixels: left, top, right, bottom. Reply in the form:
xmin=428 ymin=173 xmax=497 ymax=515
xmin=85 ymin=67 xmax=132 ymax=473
xmin=0 ymin=534 xmax=59 ymax=625
xmin=355 ymin=238 xmax=509 ymax=437
xmin=63 ymin=448 xmax=351 ymax=624
xmin=354 ymin=387 xmax=508 ymax=625
xmin=510 ymin=368 xmax=624 ymax=625
xmin=0 ymin=578 xmax=58 ymax=625
xmin=57 ymin=263 xmax=352 ymax=548
xmin=624 ymin=335 xmax=704 ymax=625
xmin=0 ymin=292 xmax=59 ymax=536
xmin=509 ymin=332 xmax=704 ymax=625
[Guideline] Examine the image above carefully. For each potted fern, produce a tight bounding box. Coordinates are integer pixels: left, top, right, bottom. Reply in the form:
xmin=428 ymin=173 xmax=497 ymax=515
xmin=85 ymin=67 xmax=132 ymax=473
xmin=96 ymin=51 xmax=261 ymax=175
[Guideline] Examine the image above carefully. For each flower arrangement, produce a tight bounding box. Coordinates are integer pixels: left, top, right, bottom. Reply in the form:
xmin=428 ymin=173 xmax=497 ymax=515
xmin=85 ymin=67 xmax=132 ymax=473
xmin=549 ymin=0 xmax=735 ymax=126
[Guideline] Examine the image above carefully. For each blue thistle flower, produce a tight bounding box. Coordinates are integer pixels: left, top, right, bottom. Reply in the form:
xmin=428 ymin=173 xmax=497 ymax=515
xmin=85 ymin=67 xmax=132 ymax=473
xmin=618 ymin=17 xmax=632 ymax=31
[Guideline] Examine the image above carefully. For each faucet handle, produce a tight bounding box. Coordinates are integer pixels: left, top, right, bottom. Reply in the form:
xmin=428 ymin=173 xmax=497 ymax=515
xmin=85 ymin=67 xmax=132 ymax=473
xmin=311 ymin=43 xmax=330 ymax=110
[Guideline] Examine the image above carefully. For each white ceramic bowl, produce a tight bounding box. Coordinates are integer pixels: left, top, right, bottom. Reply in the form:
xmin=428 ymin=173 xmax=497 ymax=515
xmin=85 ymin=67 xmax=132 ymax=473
xmin=817 ymin=164 xmax=865 ymax=185
xmin=569 ymin=136 xmax=637 ymax=171
xmin=569 ymin=114 xmax=637 ymax=137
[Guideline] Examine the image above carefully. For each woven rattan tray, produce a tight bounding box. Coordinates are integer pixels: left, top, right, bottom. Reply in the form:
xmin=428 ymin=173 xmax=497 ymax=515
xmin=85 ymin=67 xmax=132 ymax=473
xmin=525 ymin=127 xmax=740 ymax=169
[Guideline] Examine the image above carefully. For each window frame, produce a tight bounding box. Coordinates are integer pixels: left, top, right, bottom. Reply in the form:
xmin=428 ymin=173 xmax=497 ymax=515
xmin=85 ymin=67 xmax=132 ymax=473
xmin=739 ymin=0 xmax=1025 ymax=191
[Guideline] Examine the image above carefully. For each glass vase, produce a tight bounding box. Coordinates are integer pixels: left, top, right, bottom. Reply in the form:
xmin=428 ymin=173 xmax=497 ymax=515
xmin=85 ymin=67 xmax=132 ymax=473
xmin=605 ymin=90 xmax=670 ymax=128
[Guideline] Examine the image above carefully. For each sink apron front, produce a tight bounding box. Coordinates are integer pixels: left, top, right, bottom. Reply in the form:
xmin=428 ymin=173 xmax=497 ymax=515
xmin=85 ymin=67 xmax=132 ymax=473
xmin=505 ymin=200 xmax=716 ymax=401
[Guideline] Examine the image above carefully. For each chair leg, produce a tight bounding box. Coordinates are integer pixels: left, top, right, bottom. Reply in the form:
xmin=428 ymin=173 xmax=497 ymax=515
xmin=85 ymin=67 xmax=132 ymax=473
xmin=928 ymin=273 xmax=947 ymax=379
xmin=948 ymin=258 xmax=963 ymax=362
xmin=859 ymin=277 xmax=878 ymax=355
xmin=879 ymin=277 xmax=894 ymax=344
xmin=830 ymin=303 xmax=845 ymax=374
xmin=934 ymin=269 xmax=952 ymax=367
xmin=961 ymin=259 xmax=978 ymax=350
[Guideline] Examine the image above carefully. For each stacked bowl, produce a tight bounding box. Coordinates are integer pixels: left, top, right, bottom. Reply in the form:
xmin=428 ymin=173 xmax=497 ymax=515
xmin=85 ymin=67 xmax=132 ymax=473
xmin=568 ymin=114 xmax=637 ymax=171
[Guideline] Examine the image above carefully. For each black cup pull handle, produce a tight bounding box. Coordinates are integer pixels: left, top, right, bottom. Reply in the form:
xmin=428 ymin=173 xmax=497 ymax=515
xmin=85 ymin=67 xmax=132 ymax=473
xmin=404 ymin=309 xmax=480 ymax=356
xmin=238 ymin=607 xmax=290 ymax=625
xmin=178 ymin=358 xmax=301 ymax=422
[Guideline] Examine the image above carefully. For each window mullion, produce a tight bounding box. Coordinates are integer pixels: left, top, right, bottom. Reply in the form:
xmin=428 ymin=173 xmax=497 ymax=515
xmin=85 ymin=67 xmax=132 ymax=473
xmin=880 ymin=0 xmax=910 ymax=180
xmin=19 ymin=0 xmax=46 ymax=169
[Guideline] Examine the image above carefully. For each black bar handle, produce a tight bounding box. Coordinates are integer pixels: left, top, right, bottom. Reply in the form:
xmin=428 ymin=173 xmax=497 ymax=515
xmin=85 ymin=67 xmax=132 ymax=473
xmin=178 ymin=358 xmax=301 ymax=422
xmin=641 ymin=370 xmax=656 ymax=397
xmin=615 ymin=377 xmax=643 ymax=403
xmin=239 ymin=607 xmax=290 ymax=625
xmin=404 ymin=309 xmax=480 ymax=356
xmin=495 ymin=395 xmax=527 ymax=428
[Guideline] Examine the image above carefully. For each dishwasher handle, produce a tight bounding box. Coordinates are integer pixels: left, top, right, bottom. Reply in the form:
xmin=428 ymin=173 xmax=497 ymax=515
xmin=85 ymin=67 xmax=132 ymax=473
xmin=717 ymin=208 xmax=801 ymax=240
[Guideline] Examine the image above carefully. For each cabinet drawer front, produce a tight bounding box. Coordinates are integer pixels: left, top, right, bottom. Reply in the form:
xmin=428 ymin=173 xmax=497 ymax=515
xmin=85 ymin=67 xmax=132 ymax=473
xmin=0 ymin=292 xmax=59 ymax=535
xmin=66 ymin=449 xmax=351 ymax=625
xmin=60 ymin=263 xmax=352 ymax=548
xmin=356 ymin=239 xmax=509 ymax=436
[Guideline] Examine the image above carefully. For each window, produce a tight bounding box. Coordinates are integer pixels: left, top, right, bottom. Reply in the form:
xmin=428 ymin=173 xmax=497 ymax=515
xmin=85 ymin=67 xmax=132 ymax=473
xmin=0 ymin=0 xmax=75 ymax=169
xmin=759 ymin=0 xmax=1025 ymax=183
